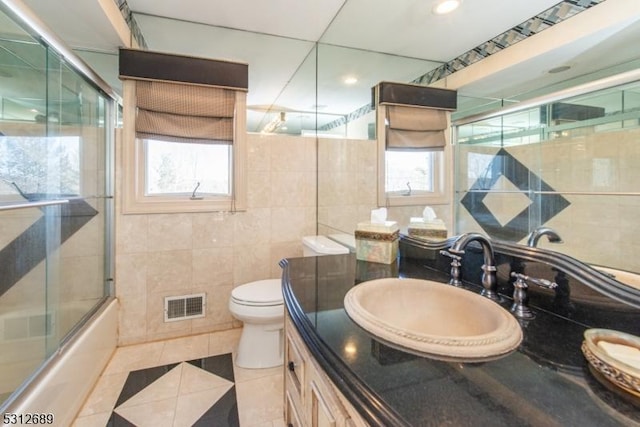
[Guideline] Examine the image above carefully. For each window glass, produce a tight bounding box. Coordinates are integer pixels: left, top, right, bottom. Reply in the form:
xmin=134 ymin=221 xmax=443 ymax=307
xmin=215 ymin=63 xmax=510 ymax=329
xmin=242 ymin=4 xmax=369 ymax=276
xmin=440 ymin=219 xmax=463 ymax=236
xmin=143 ymin=139 xmax=231 ymax=196
xmin=385 ymin=150 xmax=437 ymax=194
xmin=0 ymin=136 xmax=80 ymax=198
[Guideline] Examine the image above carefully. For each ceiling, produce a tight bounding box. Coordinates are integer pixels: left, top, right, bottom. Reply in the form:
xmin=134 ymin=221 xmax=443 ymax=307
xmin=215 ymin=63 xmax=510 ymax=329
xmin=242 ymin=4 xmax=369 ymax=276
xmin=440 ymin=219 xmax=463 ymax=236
xmin=9 ymin=0 xmax=640 ymax=134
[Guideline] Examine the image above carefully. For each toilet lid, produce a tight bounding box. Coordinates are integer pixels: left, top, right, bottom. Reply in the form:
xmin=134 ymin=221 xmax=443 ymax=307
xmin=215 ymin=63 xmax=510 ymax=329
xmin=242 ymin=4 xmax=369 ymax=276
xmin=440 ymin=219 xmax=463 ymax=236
xmin=231 ymin=279 xmax=283 ymax=306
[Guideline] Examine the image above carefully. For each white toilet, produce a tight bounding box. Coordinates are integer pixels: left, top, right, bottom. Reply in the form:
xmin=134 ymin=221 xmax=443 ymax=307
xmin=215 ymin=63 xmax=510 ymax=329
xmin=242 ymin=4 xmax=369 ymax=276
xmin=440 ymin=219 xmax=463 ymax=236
xmin=229 ymin=279 xmax=284 ymax=369
xmin=302 ymin=235 xmax=350 ymax=256
xmin=229 ymin=236 xmax=349 ymax=369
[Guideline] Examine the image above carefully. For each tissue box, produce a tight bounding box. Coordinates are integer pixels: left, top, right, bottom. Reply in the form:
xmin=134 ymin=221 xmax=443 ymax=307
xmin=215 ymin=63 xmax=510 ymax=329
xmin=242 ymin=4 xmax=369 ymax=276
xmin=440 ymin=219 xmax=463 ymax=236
xmin=355 ymin=221 xmax=399 ymax=264
xmin=407 ymin=218 xmax=447 ymax=240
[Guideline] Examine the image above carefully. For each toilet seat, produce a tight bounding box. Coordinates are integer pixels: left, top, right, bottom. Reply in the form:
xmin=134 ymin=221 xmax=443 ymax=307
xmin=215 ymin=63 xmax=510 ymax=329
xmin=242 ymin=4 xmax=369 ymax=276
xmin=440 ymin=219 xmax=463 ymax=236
xmin=228 ymin=278 xmax=285 ymax=368
xmin=231 ymin=279 xmax=283 ymax=307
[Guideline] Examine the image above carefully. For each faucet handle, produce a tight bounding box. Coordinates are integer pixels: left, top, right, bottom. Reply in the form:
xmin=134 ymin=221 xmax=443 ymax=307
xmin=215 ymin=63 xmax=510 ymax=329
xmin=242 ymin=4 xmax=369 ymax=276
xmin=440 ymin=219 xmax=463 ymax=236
xmin=510 ymin=272 xmax=557 ymax=290
xmin=440 ymin=250 xmax=462 ymax=286
xmin=509 ymin=272 xmax=557 ymax=320
xmin=439 ymin=250 xmax=461 ymax=261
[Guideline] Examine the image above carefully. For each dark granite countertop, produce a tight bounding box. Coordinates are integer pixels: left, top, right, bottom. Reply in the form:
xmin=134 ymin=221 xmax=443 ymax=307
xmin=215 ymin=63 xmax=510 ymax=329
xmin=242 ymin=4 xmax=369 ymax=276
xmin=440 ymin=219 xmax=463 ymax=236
xmin=281 ymin=250 xmax=640 ymax=427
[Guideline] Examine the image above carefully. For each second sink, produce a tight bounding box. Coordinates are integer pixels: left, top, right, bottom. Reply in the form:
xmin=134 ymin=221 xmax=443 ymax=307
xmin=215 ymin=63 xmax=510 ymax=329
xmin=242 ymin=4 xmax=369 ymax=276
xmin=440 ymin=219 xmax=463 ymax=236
xmin=344 ymin=278 xmax=523 ymax=362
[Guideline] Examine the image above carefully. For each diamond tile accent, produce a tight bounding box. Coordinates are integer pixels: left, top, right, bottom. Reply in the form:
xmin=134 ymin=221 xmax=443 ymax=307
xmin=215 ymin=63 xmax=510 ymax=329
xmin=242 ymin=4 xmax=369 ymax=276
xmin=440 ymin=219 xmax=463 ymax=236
xmin=460 ymin=148 xmax=570 ymax=241
xmin=109 ymin=354 xmax=238 ymax=427
xmin=116 ymin=364 xmax=182 ymax=410
xmin=481 ymin=175 xmax=532 ymax=227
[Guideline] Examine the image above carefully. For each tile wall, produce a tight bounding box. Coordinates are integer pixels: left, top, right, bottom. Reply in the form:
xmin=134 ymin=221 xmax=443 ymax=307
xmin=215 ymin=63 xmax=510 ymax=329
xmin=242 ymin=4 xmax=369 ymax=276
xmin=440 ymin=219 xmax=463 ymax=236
xmin=115 ymin=133 xmax=317 ymax=345
xmin=456 ymin=126 xmax=640 ymax=272
xmin=317 ymin=137 xmax=452 ymax=237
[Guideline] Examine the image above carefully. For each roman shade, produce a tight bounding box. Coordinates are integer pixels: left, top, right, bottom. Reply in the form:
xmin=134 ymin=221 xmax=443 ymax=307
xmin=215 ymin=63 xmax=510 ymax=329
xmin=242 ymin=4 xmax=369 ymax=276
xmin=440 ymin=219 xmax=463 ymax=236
xmin=135 ymin=80 xmax=235 ymax=143
xmin=386 ymin=105 xmax=448 ymax=150
xmin=119 ymin=48 xmax=248 ymax=144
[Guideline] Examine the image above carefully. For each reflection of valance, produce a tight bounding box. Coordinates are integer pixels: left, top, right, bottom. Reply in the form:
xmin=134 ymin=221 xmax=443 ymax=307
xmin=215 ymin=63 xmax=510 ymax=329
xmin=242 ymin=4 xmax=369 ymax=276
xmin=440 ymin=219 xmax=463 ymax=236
xmin=386 ymin=105 xmax=447 ymax=150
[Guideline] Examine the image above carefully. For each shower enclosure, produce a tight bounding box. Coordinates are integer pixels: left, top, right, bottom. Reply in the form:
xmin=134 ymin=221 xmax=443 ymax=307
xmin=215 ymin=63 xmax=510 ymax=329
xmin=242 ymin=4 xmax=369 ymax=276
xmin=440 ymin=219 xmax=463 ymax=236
xmin=0 ymin=1 xmax=116 ymax=409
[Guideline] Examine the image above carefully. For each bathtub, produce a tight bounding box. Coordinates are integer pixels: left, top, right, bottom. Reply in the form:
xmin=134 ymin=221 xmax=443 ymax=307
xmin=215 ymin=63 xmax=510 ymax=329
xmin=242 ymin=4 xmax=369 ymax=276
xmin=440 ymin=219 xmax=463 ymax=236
xmin=0 ymin=298 xmax=117 ymax=426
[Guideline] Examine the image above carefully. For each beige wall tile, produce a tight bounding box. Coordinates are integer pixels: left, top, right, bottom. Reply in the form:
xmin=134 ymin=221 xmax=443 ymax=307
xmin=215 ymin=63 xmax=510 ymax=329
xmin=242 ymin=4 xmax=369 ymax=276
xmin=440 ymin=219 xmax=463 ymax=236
xmin=192 ymin=248 xmax=234 ymax=287
xmin=145 ymin=288 xmax=192 ymax=340
xmin=147 ymin=214 xmax=193 ymax=251
xmin=116 ymin=214 xmax=148 ymax=254
xmin=248 ymin=170 xmax=273 ymax=208
xmin=146 ymin=250 xmax=192 ymax=294
xmin=270 ymin=172 xmax=310 ymax=207
xmin=234 ymin=208 xmax=272 ymax=246
xmin=117 ymin=292 xmax=147 ymax=345
xmin=197 ymin=284 xmax=234 ymax=326
xmin=115 ymin=253 xmax=147 ymax=297
xmin=247 ymin=133 xmax=272 ymax=172
xmin=191 ymin=212 xmax=235 ymax=249
xmin=271 ymin=207 xmax=315 ymax=244
xmin=233 ymin=244 xmax=275 ymax=286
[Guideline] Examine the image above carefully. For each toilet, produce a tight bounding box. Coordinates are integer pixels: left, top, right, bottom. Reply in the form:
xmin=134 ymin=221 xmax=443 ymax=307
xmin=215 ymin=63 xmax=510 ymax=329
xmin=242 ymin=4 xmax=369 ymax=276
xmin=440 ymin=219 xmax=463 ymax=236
xmin=229 ymin=236 xmax=349 ymax=369
xmin=229 ymin=279 xmax=284 ymax=369
xmin=302 ymin=235 xmax=350 ymax=256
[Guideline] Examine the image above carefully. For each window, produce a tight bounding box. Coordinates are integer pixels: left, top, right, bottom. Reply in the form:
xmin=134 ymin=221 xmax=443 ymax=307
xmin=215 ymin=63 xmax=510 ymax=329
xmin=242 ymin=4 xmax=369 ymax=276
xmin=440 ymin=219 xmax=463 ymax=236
xmin=385 ymin=150 xmax=437 ymax=194
xmin=143 ymin=139 xmax=231 ymax=197
xmin=120 ymin=71 xmax=247 ymax=214
xmin=0 ymin=136 xmax=80 ymax=199
xmin=376 ymin=105 xmax=450 ymax=206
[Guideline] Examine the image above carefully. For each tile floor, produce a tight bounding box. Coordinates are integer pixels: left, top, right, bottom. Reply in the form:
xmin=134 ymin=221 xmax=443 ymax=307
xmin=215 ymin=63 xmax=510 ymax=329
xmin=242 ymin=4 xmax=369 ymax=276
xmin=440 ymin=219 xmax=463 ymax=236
xmin=72 ymin=328 xmax=285 ymax=427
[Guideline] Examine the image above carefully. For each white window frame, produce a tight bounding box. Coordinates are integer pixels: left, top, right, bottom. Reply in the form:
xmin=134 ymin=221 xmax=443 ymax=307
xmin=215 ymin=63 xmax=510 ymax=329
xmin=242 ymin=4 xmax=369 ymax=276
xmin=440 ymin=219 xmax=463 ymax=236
xmin=376 ymin=103 xmax=452 ymax=207
xmin=121 ymin=80 xmax=247 ymax=214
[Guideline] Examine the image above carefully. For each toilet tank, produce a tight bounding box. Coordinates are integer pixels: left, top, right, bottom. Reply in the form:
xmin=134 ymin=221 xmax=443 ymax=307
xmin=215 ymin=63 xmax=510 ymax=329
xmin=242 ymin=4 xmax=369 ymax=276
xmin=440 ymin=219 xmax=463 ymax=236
xmin=302 ymin=235 xmax=349 ymax=256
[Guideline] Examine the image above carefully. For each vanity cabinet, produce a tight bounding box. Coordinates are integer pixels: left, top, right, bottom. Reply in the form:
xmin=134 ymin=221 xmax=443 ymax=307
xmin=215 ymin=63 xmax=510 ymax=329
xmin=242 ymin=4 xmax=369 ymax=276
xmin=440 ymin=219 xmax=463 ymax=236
xmin=285 ymin=315 xmax=367 ymax=427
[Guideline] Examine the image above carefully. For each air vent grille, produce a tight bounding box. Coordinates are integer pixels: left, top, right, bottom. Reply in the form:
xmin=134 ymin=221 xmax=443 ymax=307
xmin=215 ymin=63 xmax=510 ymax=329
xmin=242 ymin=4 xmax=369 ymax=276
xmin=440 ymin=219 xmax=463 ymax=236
xmin=164 ymin=293 xmax=205 ymax=322
xmin=2 ymin=313 xmax=53 ymax=341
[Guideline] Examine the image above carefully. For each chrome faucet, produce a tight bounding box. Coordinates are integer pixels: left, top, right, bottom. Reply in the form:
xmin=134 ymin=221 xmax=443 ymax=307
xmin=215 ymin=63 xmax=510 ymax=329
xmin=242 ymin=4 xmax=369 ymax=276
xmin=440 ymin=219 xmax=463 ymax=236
xmin=526 ymin=227 xmax=563 ymax=248
xmin=510 ymin=272 xmax=557 ymax=319
xmin=448 ymin=232 xmax=500 ymax=301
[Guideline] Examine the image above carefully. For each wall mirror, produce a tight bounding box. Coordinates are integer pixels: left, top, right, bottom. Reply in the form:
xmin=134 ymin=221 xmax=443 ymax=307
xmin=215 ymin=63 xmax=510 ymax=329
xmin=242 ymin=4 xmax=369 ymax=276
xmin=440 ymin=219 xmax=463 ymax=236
xmin=8 ymin=0 xmax=640 ymax=277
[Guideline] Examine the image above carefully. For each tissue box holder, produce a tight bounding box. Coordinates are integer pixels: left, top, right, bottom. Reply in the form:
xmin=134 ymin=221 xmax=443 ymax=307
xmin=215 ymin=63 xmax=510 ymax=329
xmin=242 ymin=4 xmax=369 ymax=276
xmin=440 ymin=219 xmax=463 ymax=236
xmin=407 ymin=219 xmax=447 ymax=240
xmin=355 ymin=222 xmax=399 ymax=264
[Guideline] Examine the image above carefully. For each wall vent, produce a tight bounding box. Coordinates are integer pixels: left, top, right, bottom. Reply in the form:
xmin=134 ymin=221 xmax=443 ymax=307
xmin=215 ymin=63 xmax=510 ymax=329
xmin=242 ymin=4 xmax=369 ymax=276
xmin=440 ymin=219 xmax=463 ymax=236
xmin=2 ymin=313 xmax=53 ymax=341
xmin=164 ymin=293 xmax=206 ymax=322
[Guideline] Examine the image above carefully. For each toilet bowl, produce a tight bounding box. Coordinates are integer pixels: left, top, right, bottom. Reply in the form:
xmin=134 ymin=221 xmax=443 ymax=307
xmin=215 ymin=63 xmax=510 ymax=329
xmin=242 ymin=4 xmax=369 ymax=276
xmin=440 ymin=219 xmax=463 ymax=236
xmin=229 ymin=237 xmax=348 ymax=369
xmin=229 ymin=279 xmax=284 ymax=369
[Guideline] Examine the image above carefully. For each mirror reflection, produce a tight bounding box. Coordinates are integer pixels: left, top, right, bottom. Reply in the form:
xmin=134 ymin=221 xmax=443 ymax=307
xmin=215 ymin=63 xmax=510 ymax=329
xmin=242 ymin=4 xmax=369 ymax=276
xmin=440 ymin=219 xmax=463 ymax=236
xmin=5 ymin=1 xmax=639 ymax=277
xmin=454 ymin=79 xmax=640 ymax=273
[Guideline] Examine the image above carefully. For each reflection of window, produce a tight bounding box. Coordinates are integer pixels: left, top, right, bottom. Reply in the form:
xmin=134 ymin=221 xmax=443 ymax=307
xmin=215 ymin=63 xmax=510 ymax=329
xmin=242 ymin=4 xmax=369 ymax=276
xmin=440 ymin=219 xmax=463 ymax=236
xmin=385 ymin=150 xmax=436 ymax=194
xmin=376 ymin=106 xmax=450 ymax=206
xmin=0 ymin=136 xmax=80 ymax=198
xmin=143 ymin=139 xmax=231 ymax=196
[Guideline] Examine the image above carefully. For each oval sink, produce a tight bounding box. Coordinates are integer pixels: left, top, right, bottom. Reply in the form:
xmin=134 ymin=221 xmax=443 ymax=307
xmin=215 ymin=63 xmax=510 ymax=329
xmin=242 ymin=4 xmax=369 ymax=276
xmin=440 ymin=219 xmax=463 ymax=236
xmin=344 ymin=278 xmax=523 ymax=362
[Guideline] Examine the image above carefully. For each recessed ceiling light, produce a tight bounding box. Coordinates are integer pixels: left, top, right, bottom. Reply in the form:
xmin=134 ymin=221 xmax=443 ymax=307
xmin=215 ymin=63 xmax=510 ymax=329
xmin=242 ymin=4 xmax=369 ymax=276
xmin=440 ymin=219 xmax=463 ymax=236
xmin=548 ymin=65 xmax=571 ymax=74
xmin=344 ymin=76 xmax=358 ymax=85
xmin=433 ymin=0 xmax=462 ymax=15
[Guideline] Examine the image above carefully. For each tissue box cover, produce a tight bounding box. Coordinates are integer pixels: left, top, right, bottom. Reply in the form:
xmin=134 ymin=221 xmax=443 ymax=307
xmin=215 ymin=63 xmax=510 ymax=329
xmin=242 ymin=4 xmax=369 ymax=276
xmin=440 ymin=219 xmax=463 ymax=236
xmin=355 ymin=221 xmax=399 ymax=264
xmin=407 ymin=218 xmax=447 ymax=240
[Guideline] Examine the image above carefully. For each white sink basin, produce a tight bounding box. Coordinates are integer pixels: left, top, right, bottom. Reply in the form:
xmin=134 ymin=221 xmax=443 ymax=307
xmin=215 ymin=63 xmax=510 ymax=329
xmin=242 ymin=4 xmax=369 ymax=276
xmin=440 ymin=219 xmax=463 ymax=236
xmin=344 ymin=278 xmax=523 ymax=362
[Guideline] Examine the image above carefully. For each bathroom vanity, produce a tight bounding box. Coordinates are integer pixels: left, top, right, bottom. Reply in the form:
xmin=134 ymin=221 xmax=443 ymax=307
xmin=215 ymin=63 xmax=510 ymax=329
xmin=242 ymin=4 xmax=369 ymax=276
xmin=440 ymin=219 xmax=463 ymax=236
xmin=281 ymin=236 xmax=640 ymax=426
